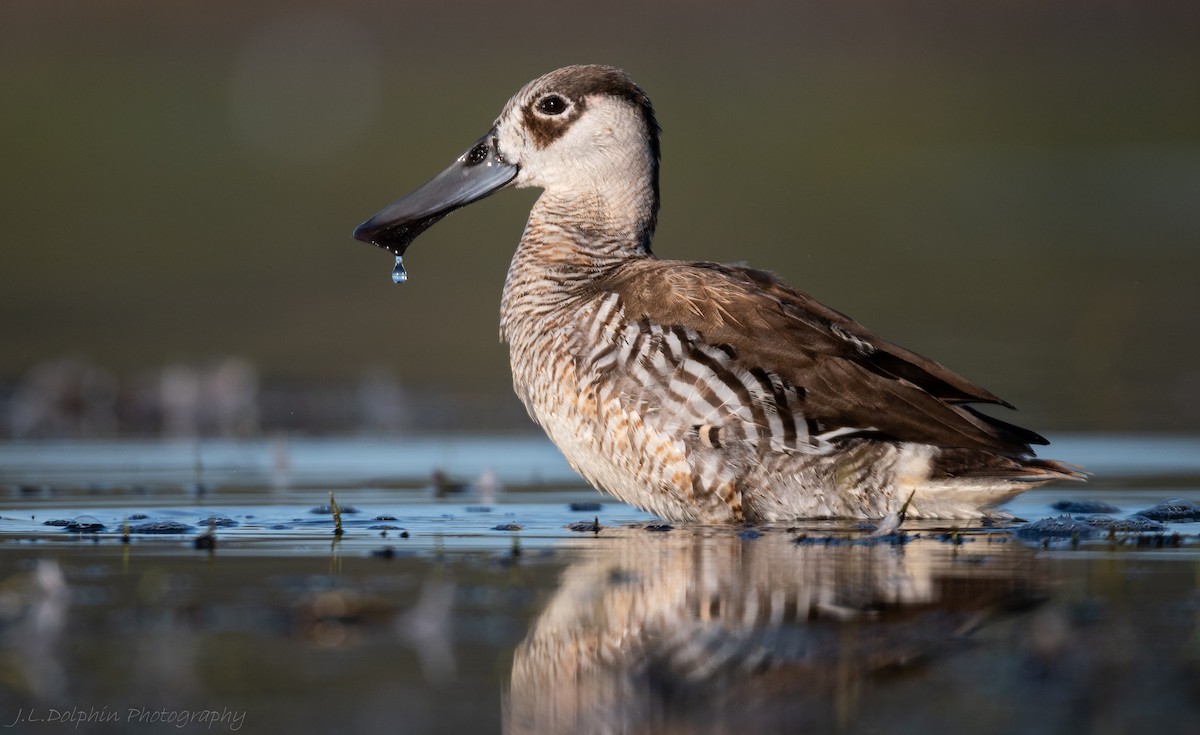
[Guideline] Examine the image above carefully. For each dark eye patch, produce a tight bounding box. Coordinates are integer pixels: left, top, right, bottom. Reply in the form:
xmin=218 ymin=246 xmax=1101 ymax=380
xmin=536 ymin=95 xmax=567 ymax=115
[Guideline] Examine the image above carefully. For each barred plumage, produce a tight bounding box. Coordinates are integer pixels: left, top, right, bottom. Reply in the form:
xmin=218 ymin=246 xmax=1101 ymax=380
xmin=354 ymin=64 xmax=1084 ymax=522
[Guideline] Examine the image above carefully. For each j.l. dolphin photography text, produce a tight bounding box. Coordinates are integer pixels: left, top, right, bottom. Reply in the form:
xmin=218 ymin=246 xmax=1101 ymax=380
xmin=4 ymin=706 xmax=246 ymax=731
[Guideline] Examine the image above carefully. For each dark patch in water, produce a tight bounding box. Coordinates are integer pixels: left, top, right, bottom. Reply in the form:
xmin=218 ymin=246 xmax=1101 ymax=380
xmin=738 ymin=529 xmax=762 ymax=540
xmin=368 ymin=525 xmax=403 ymax=531
xmin=1051 ymin=500 xmax=1120 ymax=514
xmin=374 ymin=514 xmax=398 ymax=521
xmin=1133 ymin=498 xmax=1200 ymax=522
xmin=644 ymin=524 xmax=673 ymax=533
xmin=492 ymin=523 xmax=523 ymax=531
xmin=193 ymin=533 xmax=216 ymax=551
xmin=792 ymin=532 xmax=910 ymax=547
xmin=793 ymin=534 xmax=851 ymax=546
xmin=465 ymin=506 xmax=493 ymax=513
xmin=43 ymin=519 xmax=71 ymax=527
xmin=128 ymin=512 xmax=150 ymax=521
xmin=933 ymin=532 xmax=972 ymax=545
xmin=569 ymin=502 xmax=602 ymax=512
xmin=1134 ymin=533 xmax=1183 ymax=548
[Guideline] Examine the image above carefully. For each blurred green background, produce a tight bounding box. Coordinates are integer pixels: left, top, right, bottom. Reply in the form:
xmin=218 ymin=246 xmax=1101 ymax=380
xmin=2 ymin=0 xmax=1198 ymax=436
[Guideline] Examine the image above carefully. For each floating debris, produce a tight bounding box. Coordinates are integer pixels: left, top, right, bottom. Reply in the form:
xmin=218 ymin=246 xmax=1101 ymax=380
xmin=565 ymin=517 xmax=602 ymax=533
xmin=64 ymin=516 xmax=105 ymax=533
xmin=1133 ymin=498 xmax=1200 ymax=522
xmin=1085 ymin=515 xmax=1166 ymax=533
xmin=374 ymin=514 xmax=398 ymax=521
xmin=491 ymin=523 xmax=523 ymax=531
xmin=42 ymin=519 xmax=71 ymax=527
xmin=644 ymin=524 xmax=673 ymax=533
xmin=199 ymin=515 xmax=238 ymax=528
xmin=1013 ymin=515 xmax=1104 ymax=541
xmin=127 ymin=521 xmax=193 ymax=535
xmin=1051 ymin=500 xmax=1120 ymax=514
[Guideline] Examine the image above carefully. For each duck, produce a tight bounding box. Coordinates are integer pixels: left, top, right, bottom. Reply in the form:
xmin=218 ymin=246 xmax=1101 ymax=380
xmin=353 ymin=64 xmax=1083 ymax=522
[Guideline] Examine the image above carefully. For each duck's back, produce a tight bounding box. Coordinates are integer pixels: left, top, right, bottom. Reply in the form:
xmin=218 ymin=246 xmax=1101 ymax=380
xmin=501 ymin=256 xmax=1080 ymax=522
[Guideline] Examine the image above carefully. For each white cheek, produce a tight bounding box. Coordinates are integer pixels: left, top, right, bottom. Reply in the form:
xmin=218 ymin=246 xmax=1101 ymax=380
xmin=495 ymin=118 xmax=541 ymax=188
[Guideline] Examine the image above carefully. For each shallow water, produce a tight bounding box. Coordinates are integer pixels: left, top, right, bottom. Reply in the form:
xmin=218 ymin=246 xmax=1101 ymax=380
xmin=1 ymin=435 xmax=1199 ymax=734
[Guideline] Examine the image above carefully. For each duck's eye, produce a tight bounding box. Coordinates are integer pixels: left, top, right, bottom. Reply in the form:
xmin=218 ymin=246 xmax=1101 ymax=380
xmin=536 ymin=95 xmax=567 ymax=115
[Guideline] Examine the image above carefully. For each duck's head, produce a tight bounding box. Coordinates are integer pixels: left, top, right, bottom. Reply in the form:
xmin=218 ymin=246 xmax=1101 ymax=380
xmin=353 ymin=64 xmax=661 ymax=257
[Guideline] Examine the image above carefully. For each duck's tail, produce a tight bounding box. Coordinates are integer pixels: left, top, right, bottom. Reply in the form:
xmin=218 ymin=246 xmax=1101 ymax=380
xmin=904 ymin=448 xmax=1086 ymax=519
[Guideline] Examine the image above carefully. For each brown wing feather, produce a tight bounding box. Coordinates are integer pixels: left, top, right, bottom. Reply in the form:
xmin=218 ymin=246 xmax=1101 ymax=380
xmin=594 ymin=259 xmax=1044 ymax=456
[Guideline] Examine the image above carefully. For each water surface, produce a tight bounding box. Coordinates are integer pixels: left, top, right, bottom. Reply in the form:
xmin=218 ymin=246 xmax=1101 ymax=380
xmin=1 ymin=435 xmax=1198 ymax=734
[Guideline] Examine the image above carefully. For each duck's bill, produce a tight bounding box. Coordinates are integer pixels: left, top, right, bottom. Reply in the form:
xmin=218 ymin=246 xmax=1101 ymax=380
xmin=352 ymin=130 xmax=518 ymax=256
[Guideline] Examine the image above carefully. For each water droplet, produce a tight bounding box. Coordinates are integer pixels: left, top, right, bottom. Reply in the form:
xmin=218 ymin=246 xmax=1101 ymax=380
xmin=391 ymin=255 xmax=408 ymax=284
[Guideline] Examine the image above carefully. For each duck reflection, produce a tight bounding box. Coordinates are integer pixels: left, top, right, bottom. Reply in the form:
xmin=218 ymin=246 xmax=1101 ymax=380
xmin=507 ymin=530 xmax=1042 ymax=734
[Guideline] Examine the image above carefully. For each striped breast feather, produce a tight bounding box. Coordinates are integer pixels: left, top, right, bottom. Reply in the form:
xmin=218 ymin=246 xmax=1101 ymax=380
xmin=586 ymin=259 xmax=1047 ymax=457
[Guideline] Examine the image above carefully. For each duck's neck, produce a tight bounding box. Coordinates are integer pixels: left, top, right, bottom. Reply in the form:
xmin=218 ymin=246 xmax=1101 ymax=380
xmin=500 ymin=183 xmax=656 ymax=341
xmin=531 ymin=184 xmax=654 ymax=252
